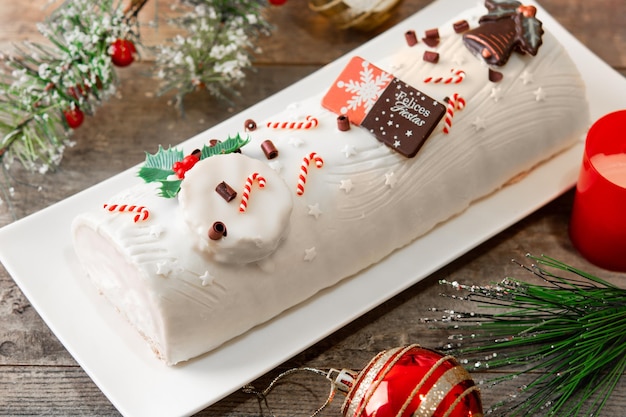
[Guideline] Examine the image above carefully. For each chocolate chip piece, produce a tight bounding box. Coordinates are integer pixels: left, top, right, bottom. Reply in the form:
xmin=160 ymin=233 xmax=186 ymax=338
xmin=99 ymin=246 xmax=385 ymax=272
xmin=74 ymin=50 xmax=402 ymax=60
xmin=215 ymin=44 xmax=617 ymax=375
xmin=423 ymin=51 xmax=440 ymax=63
xmin=405 ymin=30 xmax=418 ymax=47
xmin=215 ymin=181 xmax=237 ymax=202
xmin=244 ymin=119 xmax=257 ymax=131
xmin=208 ymin=221 xmax=227 ymax=240
xmin=422 ymin=28 xmax=440 ymax=47
xmin=453 ymin=20 xmax=470 ymax=33
xmin=261 ymin=139 xmax=279 ymax=159
xmin=337 ymin=114 xmax=351 ymax=131
xmin=489 ymin=68 xmax=504 ymax=83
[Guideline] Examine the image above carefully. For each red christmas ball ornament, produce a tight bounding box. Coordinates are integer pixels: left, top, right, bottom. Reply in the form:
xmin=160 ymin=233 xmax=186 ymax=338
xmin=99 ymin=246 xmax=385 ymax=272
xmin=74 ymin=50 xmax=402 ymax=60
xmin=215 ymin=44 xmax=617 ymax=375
xmin=268 ymin=0 xmax=287 ymax=5
xmin=63 ymin=107 xmax=85 ymax=129
xmin=109 ymin=39 xmax=136 ymax=67
xmin=339 ymin=345 xmax=483 ymax=417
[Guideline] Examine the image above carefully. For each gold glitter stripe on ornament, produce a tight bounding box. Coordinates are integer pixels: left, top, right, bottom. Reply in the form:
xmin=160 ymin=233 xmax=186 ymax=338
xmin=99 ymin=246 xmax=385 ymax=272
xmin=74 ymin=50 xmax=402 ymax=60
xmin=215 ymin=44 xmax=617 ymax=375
xmin=412 ymin=365 xmax=476 ymax=417
xmin=441 ymin=385 xmax=483 ymax=417
xmin=397 ymin=355 xmax=454 ymax=417
xmin=343 ymin=345 xmax=416 ymax=417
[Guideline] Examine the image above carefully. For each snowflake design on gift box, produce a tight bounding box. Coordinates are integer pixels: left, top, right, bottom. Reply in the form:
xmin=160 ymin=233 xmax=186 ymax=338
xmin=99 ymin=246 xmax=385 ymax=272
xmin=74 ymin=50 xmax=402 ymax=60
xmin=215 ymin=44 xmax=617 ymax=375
xmin=337 ymin=60 xmax=393 ymax=115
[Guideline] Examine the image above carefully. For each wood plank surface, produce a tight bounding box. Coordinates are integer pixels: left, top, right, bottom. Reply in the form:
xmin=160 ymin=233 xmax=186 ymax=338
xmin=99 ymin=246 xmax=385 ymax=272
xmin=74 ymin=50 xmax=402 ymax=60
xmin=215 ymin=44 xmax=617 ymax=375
xmin=0 ymin=0 xmax=625 ymax=416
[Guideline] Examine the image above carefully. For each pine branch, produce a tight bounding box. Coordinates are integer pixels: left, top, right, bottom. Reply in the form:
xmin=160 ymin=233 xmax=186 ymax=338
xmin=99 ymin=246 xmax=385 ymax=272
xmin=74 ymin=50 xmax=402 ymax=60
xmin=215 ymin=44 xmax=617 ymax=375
xmin=435 ymin=254 xmax=626 ymax=417
xmin=0 ymin=0 xmax=142 ymax=173
xmin=152 ymin=0 xmax=271 ymax=110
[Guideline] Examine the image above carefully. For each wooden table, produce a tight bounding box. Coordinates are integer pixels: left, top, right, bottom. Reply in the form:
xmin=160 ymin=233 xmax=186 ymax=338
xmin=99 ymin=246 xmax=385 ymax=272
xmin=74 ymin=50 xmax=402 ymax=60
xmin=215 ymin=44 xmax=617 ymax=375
xmin=1 ymin=0 xmax=625 ymax=415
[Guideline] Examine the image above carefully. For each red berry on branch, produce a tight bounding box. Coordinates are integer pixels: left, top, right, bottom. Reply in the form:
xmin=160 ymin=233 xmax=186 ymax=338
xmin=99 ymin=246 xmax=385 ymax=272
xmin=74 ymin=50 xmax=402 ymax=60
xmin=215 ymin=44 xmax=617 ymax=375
xmin=110 ymin=39 xmax=137 ymax=67
xmin=268 ymin=0 xmax=287 ymax=5
xmin=64 ymin=107 xmax=85 ymax=129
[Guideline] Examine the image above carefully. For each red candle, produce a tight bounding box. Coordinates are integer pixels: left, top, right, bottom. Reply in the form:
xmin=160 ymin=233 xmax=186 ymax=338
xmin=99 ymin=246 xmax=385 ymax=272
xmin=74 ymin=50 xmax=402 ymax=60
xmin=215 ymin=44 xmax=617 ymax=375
xmin=569 ymin=110 xmax=626 ymax=271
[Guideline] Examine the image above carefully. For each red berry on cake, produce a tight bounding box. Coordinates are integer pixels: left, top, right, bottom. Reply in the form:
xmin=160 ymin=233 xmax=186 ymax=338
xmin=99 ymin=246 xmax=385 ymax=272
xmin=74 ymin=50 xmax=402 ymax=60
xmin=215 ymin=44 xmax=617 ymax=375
xmin=173 ymin=153 xmax=201 ymax=179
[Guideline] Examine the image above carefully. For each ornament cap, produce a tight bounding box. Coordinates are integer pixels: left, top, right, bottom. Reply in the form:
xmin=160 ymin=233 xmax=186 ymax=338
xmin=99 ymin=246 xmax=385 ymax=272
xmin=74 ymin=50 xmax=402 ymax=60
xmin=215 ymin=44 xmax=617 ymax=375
xmin=328 ymin=368 xmax=358 ymax=394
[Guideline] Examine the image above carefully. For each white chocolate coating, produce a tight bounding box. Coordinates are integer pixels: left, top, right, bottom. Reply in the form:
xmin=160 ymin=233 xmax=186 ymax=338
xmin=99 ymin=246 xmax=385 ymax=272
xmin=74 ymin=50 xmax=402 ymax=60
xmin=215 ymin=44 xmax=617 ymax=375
xmin=71 ymin=8 xmax=589 ymax=365
xmin=179 ymin=153 xmax=293 ymax=264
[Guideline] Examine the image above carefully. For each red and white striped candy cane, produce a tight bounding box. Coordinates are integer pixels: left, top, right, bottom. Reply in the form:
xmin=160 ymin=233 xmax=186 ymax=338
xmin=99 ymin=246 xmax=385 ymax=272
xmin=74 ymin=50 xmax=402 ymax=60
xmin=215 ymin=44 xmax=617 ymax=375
xmin=239 ymin=172 xmax=266 ymax=213
xmin=266 ymin=115 xmax=319 ymax=130
xmin=424 ymin=69 xmax=466 ymax=84
xmin=296 ymin=152 xmax=324 ymax=196
xmin=103 ymin=203 xmax=150 ymax=223
xmin=442 ymin=93 xmax=466 ymax=134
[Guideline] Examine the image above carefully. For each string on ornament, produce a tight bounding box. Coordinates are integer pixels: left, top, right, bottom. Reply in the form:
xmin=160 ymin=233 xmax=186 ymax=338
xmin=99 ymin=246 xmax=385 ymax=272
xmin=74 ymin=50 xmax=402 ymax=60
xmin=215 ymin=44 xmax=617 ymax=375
xmin=296 ymin=152 xmax=324 ymax=196
xmin=243 ymin=367 xmax=336 ymax=417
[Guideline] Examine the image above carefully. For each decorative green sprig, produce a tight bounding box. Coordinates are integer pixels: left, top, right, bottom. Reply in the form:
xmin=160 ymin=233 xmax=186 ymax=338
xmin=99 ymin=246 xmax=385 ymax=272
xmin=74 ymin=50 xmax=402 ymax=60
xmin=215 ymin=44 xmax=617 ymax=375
xmin=436 ymin=254 xmax=626 ymax=417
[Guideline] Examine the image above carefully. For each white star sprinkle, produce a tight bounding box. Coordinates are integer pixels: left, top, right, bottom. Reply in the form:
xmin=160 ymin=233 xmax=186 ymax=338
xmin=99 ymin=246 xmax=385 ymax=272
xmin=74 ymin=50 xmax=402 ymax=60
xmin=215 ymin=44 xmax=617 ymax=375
xmin=156 ymin=260 xmax=177 ymax=276
xmin=405 ymin=130 xmax=413 ymax=137
xmin=533 ymin=87 xmax=547 ymax=101
xmin=149 ymin=225 xmax=164 ymax=238
xmin=471 ymin=116 xmax=487 ymax=131
xmin=341 ymin=144 xmax=357 ymax=158
xmin=307 ymin=203 xmax=322 ymax=219
xmin=384 ymin=171 xmax=398 ymax=188
xmin=490 ymin=87 xmax=503 ymax=102
xmin=452 ymin=54 xmax=466 ymax=66
xmin=199 ymin=270 xmax=216 ymax=286
xmin=520 ymin=70 xmax=534 ymax=85
xmin=269 ymin=160 xmax=283 ymax=173
xmin=393 ymin=140 xmax=401 ymax=148
xmin=288 ymin=137 xmax=304 ymax=147
xmin=304 ymin=247 xmax=317 ymax=262
xmin=339 ymin=179 xmax=354 ymax=193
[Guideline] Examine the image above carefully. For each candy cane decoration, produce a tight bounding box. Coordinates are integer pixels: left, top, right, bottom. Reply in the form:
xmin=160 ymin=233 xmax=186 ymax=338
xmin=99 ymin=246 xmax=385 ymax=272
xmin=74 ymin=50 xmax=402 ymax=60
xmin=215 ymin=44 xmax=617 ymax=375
xmin=103 ymin=203 xmax=150 ymax=223
xmin=239 ymin=172 xmax=266 ymax=213
xmin=442 ymin=93 xmax=466 ymax=134
xmin=424 ymin=69 xmax=466 ymax=84
xmin=296 ymin=152 xmax=324 ymax=196
xmin=266 ymin=115 xmax=319 ymax=130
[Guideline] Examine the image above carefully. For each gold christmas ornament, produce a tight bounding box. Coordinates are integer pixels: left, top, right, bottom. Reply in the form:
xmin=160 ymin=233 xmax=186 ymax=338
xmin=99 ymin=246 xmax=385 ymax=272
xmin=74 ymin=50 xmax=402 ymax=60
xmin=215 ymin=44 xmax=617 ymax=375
xmin=308 ymin=0 xmax=403 ymax=31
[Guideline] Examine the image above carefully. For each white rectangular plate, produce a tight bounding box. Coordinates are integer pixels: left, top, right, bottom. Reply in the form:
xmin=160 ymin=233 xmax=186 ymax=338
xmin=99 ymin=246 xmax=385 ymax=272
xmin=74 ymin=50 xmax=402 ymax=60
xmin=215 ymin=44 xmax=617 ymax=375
xmin=1 ymin=1 xmax=624 ymax=416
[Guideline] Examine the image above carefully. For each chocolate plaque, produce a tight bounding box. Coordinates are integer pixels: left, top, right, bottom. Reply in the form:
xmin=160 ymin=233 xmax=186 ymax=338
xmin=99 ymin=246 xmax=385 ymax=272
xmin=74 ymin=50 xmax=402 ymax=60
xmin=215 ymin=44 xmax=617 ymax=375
xmin=361 ymin=79 xmax=445 ymax=158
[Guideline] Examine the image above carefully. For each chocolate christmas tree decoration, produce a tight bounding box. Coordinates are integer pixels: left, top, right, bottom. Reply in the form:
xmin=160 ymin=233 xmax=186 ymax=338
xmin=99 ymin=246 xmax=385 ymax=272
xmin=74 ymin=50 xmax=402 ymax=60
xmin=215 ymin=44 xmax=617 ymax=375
xmin=463 ymin=0 xmax=544 ymax=66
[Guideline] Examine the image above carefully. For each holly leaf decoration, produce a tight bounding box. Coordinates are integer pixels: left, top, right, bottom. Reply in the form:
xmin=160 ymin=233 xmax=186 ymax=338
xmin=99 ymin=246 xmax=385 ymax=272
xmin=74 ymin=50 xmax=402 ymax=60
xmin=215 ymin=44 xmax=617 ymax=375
xmin=484 ymin=0 xmax=521 ymax=18
xmin=138 ymin=145 xmax=183 ymax=183
xmin=138 ymin=135 xmax=250 ymax=198
xmin=200 ymin=133 xmax=250 ymax=158
xmin=158 ymin=179 xmax=184 ymax=199
xmin=517 ymin=14 xmax=544 ymax=55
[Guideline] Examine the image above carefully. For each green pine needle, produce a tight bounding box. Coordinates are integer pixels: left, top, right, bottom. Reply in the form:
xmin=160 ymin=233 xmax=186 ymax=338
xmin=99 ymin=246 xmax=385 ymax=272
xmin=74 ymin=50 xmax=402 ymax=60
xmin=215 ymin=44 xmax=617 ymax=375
xmin=436 ymin=254 xmax=626 ymax=417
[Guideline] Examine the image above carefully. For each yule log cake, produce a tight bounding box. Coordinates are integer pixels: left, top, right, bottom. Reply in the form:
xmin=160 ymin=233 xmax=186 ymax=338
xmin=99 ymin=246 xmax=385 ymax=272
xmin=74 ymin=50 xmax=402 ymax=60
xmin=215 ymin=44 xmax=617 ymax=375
xmin=72 ymin=1 xmax=589 ymax=365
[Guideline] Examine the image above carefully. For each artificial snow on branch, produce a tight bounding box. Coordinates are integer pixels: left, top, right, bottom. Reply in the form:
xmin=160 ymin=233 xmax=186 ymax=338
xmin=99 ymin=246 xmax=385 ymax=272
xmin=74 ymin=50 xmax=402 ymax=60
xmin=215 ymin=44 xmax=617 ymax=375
xmin=152 ymin=0 xmax=271 ymax=110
